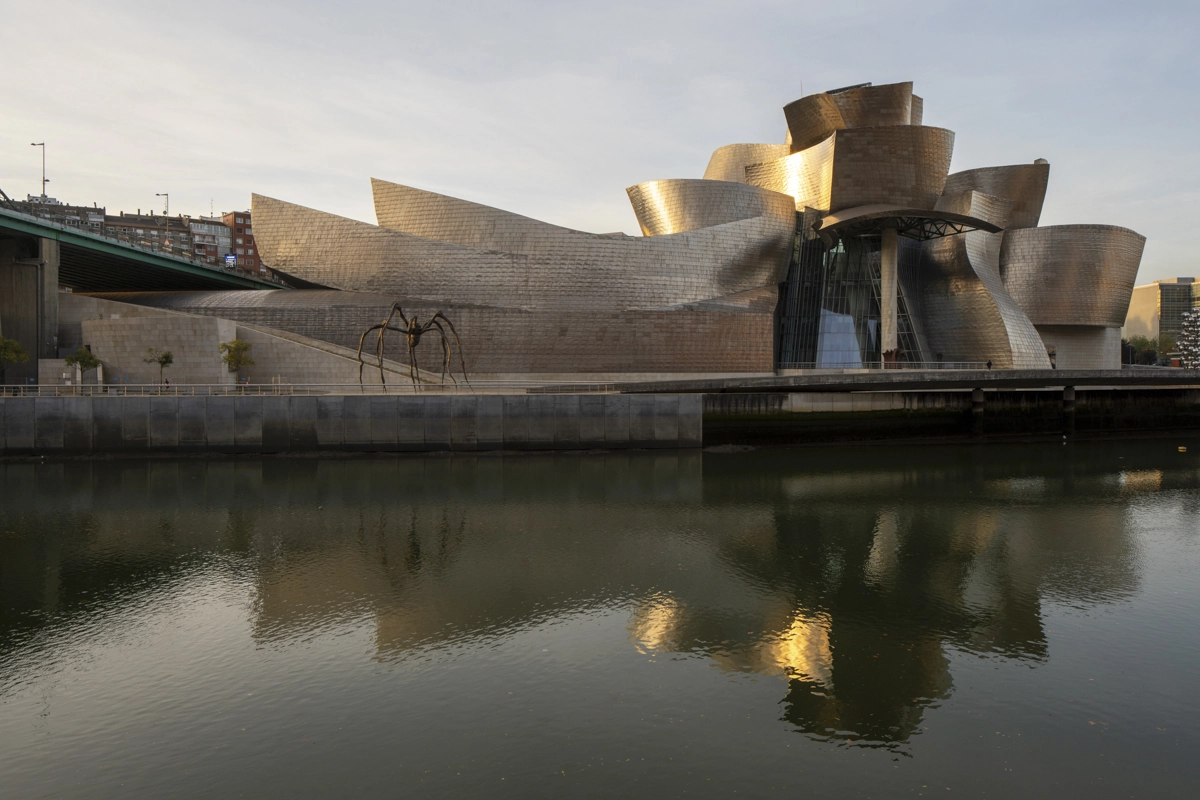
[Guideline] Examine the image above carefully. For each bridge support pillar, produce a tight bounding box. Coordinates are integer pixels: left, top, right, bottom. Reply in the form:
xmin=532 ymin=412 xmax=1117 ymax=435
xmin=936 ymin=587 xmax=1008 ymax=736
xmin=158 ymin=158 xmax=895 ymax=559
xmin=0 ymin=237 xmax=59 ymax=384
xmin=39 ymin=238 xmax=59 ymax=360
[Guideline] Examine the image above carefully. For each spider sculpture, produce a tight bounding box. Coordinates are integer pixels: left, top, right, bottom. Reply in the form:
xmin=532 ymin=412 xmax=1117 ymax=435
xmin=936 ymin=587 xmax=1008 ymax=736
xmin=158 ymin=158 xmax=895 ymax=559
xmin=355 ymin=304 xmax=470 ymax=388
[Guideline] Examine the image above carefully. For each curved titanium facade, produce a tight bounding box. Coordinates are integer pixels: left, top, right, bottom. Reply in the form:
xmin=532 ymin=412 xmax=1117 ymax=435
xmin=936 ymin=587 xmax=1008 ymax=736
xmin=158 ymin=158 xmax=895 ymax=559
xmin=626 ymin=179 xmax=795 ymax=237
xmin=914 ymin=193 xmax=1051 ymax=369
xmin=256 ymin=189 xmax=794 ymax=313
xmin=702 ymin=144 xmax=791 ymax=183
xmin=370 ymin=178 xmax=595 ymax=254
xmin=828 ymin=126 xmax=954 ymax=212
xmin=782 ymin=94 xmax=846 ymax=153
xmin=829 ymin=82 xmax=916 ymax=128
xmin=745 ymin=135 xmax=837 ymax=211
xmin=942 ymin=164 xmax=1050 ymax=230
xmin=1000 ymin=225 xmax=1146 ymax=326
xmin=745 ymin=126 xmax=954 ymax=213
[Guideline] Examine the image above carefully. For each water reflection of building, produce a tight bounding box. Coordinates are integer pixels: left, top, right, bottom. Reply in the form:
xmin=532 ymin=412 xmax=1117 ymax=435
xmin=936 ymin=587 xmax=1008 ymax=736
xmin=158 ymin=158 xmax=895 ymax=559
xmin=2 ymin=449 xmax=1193 ymax=749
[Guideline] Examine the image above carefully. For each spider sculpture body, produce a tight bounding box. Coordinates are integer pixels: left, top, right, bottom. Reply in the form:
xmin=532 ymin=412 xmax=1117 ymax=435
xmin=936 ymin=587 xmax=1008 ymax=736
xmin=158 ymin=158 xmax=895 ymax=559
xmin=355 ymin=304 xmax=470 ymax=388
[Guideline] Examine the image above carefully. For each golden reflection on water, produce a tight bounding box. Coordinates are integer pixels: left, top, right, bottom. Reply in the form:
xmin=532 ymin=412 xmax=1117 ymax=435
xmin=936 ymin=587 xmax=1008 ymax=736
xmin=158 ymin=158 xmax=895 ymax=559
xmin=3 ymin=444 xmax=1197 ymax=754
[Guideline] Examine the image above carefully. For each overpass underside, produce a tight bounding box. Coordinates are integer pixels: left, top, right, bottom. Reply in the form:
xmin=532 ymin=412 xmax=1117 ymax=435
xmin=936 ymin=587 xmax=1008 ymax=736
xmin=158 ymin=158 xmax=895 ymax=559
xmin=0 ymin=208 xmax=282 ymax=384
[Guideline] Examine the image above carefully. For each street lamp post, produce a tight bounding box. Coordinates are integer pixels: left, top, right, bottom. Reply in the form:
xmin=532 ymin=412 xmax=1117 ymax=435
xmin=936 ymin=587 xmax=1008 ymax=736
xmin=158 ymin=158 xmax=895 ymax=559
xmin=155 ymin=193 xmax=169 ymax=215
xmin=30 ymin=143 xmax=47 ymax=198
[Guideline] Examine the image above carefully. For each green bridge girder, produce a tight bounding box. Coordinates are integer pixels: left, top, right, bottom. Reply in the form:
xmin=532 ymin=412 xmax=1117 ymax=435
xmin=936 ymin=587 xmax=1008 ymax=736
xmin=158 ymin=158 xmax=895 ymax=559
xmin=0 ymin=206 xmax=285 ymax=292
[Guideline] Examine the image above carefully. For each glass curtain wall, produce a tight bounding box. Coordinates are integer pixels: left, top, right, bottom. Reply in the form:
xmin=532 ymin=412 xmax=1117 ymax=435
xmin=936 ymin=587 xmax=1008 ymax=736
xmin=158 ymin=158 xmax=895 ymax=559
xmin=777 ymin=233 xmax=925 ymax=368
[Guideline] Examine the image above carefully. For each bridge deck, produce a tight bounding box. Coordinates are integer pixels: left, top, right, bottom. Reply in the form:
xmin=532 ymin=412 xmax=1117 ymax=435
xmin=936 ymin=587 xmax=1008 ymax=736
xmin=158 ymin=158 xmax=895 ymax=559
xmin=0 ymin=206 xmax=285 ymax=291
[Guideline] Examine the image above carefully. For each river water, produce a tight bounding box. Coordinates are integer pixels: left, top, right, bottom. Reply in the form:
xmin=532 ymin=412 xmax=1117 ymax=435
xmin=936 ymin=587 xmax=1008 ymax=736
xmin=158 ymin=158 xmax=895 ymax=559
xmin=2 ymin=441 xmax=1199 ymax=798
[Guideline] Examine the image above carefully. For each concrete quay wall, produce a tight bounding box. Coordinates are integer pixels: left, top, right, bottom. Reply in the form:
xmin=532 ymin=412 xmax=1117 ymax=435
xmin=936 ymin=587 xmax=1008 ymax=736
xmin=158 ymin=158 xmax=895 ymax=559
xmin=0 ymin=394 xmax=703 ymax=456
xmin=704 ymin=388 xmax=1200 ymax=445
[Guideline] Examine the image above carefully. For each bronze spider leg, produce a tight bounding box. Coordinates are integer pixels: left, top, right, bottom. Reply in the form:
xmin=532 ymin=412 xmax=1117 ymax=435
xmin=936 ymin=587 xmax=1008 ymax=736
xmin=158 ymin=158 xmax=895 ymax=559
xmin=356 ymin=323 xmax=386 ymax=388
xmin=373 ymin=323 xmax=407 ymax=387
xmin=376 ymin=305 xmax=409 ymax=386
xmin=428 ymin=319 xmax=455 ymax=385
xmin=431 ymin=312 xmax=471 ymax=389
xmin=408 ymin=327 xmax=425 ymax=388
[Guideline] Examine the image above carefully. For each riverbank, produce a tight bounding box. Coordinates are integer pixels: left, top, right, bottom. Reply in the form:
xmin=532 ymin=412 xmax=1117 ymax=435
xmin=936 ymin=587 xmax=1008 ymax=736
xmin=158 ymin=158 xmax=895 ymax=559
xmin=3 ymin=386 xmax=1199 ymax=457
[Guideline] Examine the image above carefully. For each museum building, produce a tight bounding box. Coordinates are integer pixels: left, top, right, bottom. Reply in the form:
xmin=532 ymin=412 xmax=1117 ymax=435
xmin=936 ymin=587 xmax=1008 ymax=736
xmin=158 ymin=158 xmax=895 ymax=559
xmin=95 ymin=81 xmax=1145 ymax=381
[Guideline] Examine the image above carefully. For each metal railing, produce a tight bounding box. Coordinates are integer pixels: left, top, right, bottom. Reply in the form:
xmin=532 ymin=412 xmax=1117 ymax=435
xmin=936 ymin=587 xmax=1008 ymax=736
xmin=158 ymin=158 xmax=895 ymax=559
xmin=777 ymin=361 xmax=992 ymax=371
xmin=0 ymin=381 xmax=626 ymax=397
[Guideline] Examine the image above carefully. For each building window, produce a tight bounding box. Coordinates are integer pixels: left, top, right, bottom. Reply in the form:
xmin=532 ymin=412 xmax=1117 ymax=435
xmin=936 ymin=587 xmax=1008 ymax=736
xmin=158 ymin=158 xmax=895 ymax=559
xmin=247 ymin=249 xmax=254 ymax=255
xmin=236 ymin=237 xmax=244 ymax=244
xmin=236 ymin=248 xmax=245 ymax=255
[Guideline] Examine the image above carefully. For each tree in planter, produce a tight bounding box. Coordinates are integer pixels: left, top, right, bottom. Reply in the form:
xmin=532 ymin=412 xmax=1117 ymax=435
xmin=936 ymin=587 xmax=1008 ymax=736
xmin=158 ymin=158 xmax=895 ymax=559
xmin=219 ymin=339 xmax=254 ymax=382
xmin=0 ymin=336 xmax=30 ymax=386
xmin=143 ymin=348 xmax=174 ymax=384
xmin=64 ymin=347 xmax=102 ymax=381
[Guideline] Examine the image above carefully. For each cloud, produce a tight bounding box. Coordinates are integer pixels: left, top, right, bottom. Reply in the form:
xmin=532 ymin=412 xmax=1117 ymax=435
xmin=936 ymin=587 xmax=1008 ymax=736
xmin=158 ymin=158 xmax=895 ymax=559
xmin=1 ymin=0 xmax=1196 ymax=280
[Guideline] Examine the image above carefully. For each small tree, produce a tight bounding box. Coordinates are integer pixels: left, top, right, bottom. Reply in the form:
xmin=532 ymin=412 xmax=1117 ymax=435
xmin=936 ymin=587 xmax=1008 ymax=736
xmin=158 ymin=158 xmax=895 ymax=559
xmin=64 ymin=347 xmax=102 ymax=375
xmin=0 ymin=335 xmax=30 ymax=384
xmin=143 ymin=348 xmax=174 ymax=383
xmin=219 ymin=339 xmax=254 ymax=380
xmin=1180 ymin=309 xmax=1200 ymax=369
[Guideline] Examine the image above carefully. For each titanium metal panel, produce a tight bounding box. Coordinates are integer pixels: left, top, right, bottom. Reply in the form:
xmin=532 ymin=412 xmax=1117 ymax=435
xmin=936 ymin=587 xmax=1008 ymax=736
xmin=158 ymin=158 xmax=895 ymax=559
xmin=702 ymin=143 xmax=791 ymax=183
xmin=828 ymin=126 xmax=955 ymax=212
xmin=916 ymin=193 xmax=1050 ymax=369
xmin=828 ymin=82 xmax=915 ymax=128
xmin=1000 ymin=225 xmax=1145 ymax=327
xmin=943 ymin=164 xmax=1050 ymax=230
xmin=744 ymin=135 xmax=837 ymax=211
xmin=260 ymin=184 xmax=794 ymax=312
xmin=782 ymin=94 xmax=846 ymax=153
xmin=626 ymin=179 xmax=796 ymax=237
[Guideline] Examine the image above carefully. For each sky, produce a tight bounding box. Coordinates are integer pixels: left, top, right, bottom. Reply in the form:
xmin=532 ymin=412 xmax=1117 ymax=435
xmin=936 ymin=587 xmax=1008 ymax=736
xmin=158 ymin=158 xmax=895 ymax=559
xmin=1 ymin=0 xmax=1197 ymax=283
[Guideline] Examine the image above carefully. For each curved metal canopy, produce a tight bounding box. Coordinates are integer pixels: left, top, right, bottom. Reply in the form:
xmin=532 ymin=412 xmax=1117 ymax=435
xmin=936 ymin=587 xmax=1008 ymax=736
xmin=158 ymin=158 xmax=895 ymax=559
xmin=815 ymin=203 xmax=1002 ymax=244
